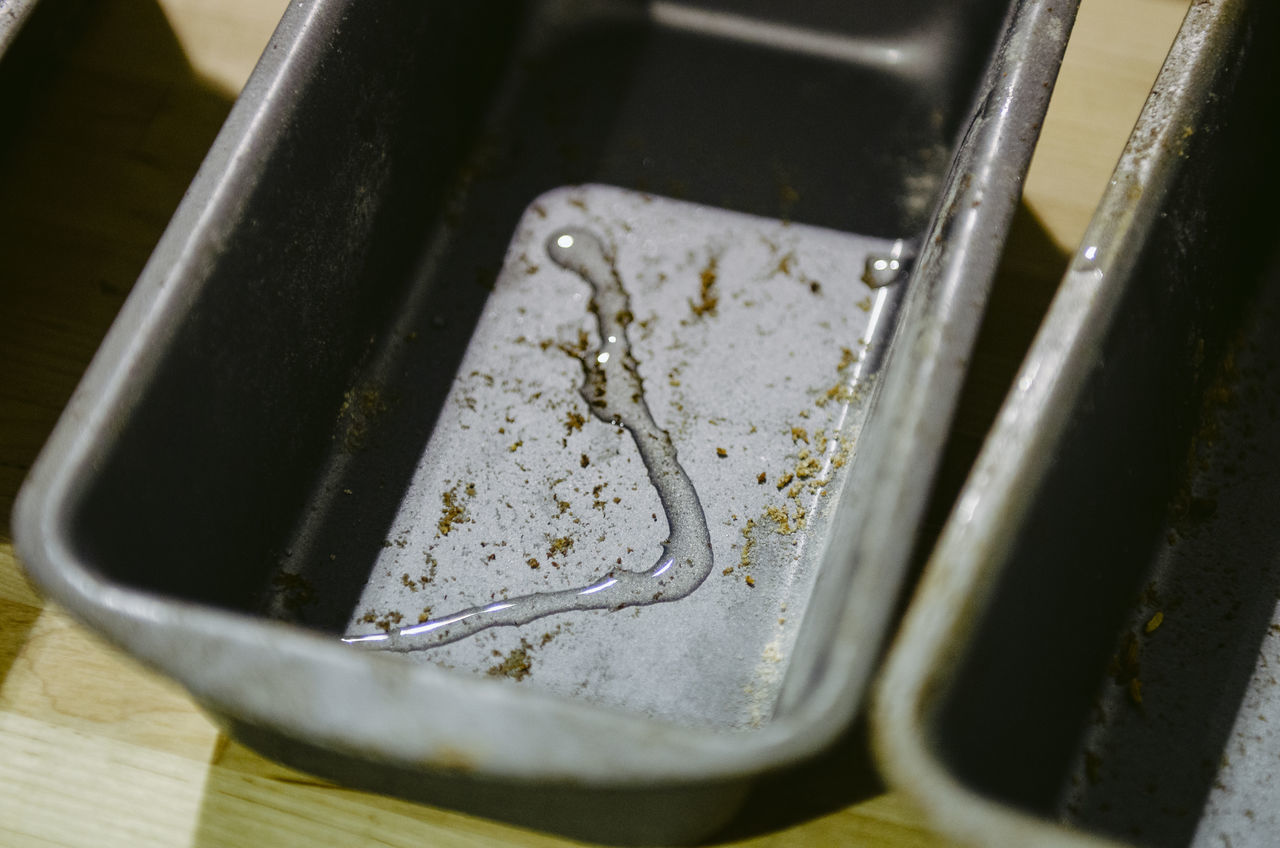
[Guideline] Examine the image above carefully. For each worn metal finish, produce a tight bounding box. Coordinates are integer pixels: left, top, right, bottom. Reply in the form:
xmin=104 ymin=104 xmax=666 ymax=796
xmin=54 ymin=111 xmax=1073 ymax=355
xmin=875 ymin=1 xmax=1280 ymax=846
xmin=14 ymin=0 xmax=1076 ymax=842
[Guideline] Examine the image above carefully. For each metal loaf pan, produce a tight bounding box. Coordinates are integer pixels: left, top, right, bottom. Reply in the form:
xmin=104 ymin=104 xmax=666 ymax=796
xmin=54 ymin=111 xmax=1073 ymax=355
xmin=875 ymin=1 xmax=1280 ymax=846
xmin=14 ymin=0 xmax=1075 ymax=842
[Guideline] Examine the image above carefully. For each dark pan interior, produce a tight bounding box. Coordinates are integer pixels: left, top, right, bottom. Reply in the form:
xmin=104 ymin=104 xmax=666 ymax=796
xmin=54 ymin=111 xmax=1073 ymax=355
xmin=67 ymin=0 xmax=1013 ymax=624
xmin=929 ymin=5 xmax=1280 ymax=845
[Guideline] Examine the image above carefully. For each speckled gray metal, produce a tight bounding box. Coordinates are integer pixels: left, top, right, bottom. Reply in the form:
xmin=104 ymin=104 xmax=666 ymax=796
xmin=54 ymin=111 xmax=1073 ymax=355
xmin=309 ymin=186 xmax=903 ymax=728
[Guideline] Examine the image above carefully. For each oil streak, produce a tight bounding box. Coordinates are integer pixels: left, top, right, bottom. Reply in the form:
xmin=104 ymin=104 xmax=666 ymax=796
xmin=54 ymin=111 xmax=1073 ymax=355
xmin=345 ymin=227 xmax=713 ymax=651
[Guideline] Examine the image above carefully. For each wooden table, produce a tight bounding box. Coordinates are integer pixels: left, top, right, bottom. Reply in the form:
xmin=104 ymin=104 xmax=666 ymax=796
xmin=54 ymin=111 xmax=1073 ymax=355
xmin=0 ymin=0 xmax=1190 ymax=844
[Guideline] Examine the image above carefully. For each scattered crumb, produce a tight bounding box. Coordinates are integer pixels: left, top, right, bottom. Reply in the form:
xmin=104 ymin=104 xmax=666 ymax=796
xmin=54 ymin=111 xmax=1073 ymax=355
xmin=745 ymin=575 xmax=756 ymax=588
xmin=794 ymin=452 xmax=821 ymax=479
xmin=773 ymin=251 xmax=795 ymax=277
xmin=716 ymin=447 xmax=728 ymax=458
xmin=487 ymin=639 xmax=533 ymax=681
xmin=740 ymin=518 xmax=757 ymax=568
xmin=757 ymin=471 xmax=767 ymax=485
xmin=765 ymin=505 xmax=803 ymax=534
xmin=690 ymin=255 xmax=719 ymax=317
xmin=1144 ymin=611 xmax=1164 ymax=634
xmin=359 ymin=609 xmax=404 ymax=633
xmin=339 ymin=385 xmax=389 ymax=452
xmin=438 ymin=485 xmax=470 ymax=536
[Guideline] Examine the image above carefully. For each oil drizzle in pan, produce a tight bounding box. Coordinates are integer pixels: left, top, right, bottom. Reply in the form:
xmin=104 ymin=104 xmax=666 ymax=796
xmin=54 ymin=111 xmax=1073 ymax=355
xmin=345 ymin=227 xmax=713 ymax=651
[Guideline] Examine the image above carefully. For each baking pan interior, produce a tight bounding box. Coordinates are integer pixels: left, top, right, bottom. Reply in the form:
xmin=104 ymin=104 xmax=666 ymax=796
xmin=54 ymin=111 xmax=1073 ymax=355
xmin=924 ymin=6 xmax=1280 ymax=845
xmin=64 ymin=0 xmax=1014 ymax=730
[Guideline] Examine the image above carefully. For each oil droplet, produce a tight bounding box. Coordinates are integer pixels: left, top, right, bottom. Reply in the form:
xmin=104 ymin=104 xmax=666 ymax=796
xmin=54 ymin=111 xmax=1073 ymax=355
xmin=345 ymin=227 xmax=714 ymax=651
xmin=861 ymin=239 xmax=913 ymax=288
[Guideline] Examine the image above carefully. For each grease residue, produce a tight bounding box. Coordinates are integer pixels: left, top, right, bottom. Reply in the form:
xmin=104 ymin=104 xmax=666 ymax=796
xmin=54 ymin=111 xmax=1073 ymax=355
xmin=345 ymin=228 xmax=712 ymax=650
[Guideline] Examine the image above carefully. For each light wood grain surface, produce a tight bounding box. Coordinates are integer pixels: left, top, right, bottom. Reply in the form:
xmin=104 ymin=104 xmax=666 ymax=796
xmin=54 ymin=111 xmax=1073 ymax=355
xmin=0 ymin=0 xmax=1189 ymax=845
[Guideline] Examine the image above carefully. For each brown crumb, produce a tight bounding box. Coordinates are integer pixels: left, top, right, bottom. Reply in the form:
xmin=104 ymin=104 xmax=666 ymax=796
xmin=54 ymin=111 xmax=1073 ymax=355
xmin=564 ymin=410 xmax=586 ymax=433
xmin=744 ymin=575 xmax=756 ymax=588
xmin=817 ymin=383 xmax=854 ymax=407
xmin=775 ymin=472 xmax=794 ymax=490
xmin=790 ymin=427 xmax=809 ymax=444
xmin=739 ymin=518 xmax=757 ymax=568
xmin=360 ymin=609 xmax=404 ymax=633
xmin=766 ymin=505 xmax=800 ymax=534
xmin=438 ymin=486 xmax=470 ymax=536
xmin=794 ymin=453 xmax=821 ymax=479
xmin=716 ymin=447 xmax=728 ymax=458
xmin=690 ymin=256 xmax=720 ymax=317
xmin=487 ymin=639 xmax=533 ymax=681
xmin=338 ymin=385 xmax=389 ymax=452
xmin=1145 ymin=611 xmax=1164 ymax=634
xmin=773 ymin=251 xmax=795 ymax=277
xmin=580 ymin=453 xmax=590 ymax=468
xmin=527 ymin=558 xmax=540 ymax=569
xmin=757 ymin=471 xmax=767 ymax=484
xmin=548 ymin=536 xmax=573 ymax=557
